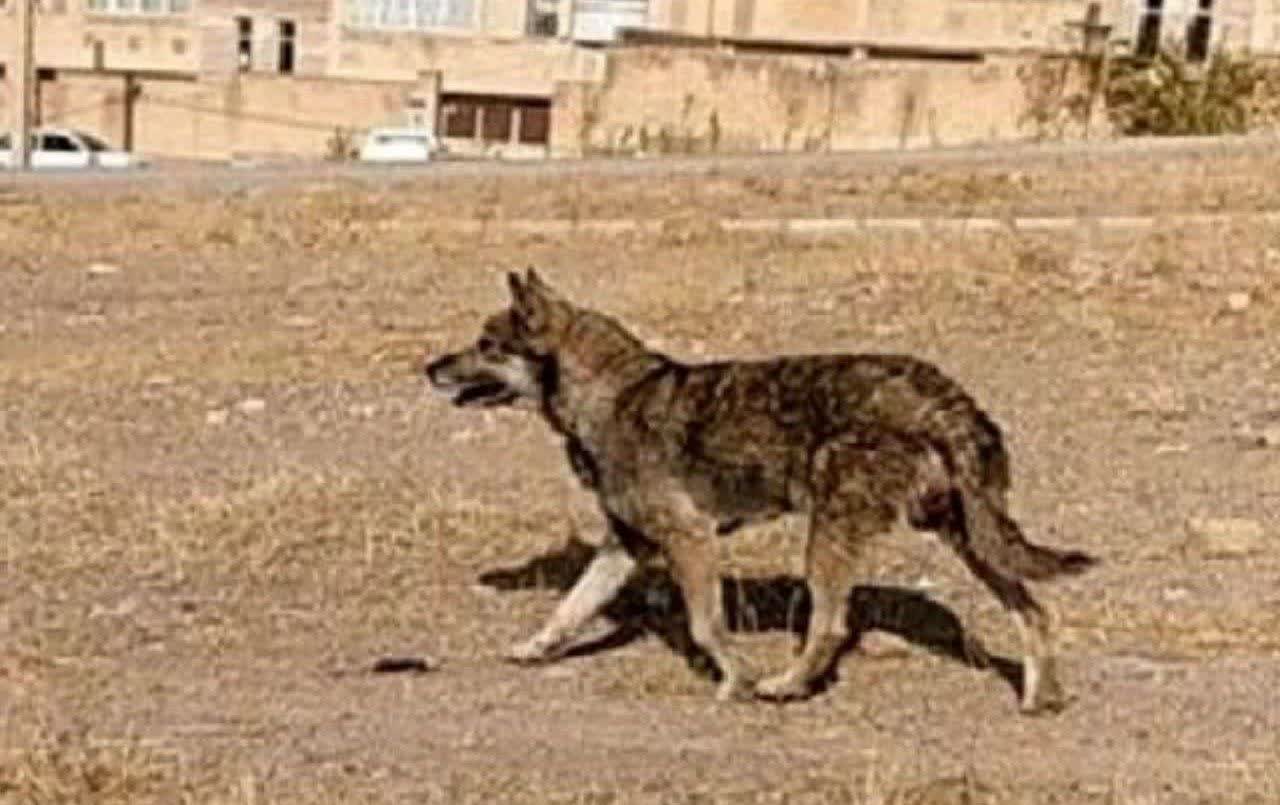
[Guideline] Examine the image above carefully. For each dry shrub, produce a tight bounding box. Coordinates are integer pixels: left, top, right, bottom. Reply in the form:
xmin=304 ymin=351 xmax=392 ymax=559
xmin=1106 ymin=48 xmax=1263 ymax=136
xmin=325 ymin=127 xmax=359 ymax=162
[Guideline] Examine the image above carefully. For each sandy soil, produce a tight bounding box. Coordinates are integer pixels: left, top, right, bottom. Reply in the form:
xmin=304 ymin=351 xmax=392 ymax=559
xmin=2 ymin=153 xmax=1280 ymax=803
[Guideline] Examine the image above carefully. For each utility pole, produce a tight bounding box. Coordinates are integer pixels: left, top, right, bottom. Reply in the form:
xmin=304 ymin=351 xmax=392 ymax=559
xmin=13 ymin=0 xmax=35 ymax=170
xmin=1068 ymin=2 xmax=1115 ymax=139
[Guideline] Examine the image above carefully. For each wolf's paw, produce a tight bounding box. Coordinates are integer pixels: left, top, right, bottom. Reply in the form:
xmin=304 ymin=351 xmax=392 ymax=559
xmin=1020 ymin=688 xmax=1070 ymax=716
xmin=753 ymin=673 xmax=810 ymax=702
xmin=1019 ymin=670 xmax=1069 ymax=716
xmin=1020 ymin=694 xmax=1070 ymax=716
xmin=503 ymin=635 xmax=557 ymax=665
xmin=714 ymin=666 xmax=760 ymax=702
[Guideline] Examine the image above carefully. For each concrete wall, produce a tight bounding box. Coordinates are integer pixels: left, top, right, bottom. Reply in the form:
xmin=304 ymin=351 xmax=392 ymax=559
xmin=33 ymin=73 xmax=133 ymax=140
xmin=330 ymin=28 xmax=605 ymax=94
xmin=25 ymin=70 xmax=423 ymax=159
xmin=660 ymin=0 xmax=1280 ymax=54
xmin=551 ymin=47 xmax=1086 ymax=156
xmin=653 ymin=0 xmax=1087 ymax=51
xmin=856 ymin=0 xmax=1086 ymax=50
xmin=605 ymin=0 xmax=1280 ymax=52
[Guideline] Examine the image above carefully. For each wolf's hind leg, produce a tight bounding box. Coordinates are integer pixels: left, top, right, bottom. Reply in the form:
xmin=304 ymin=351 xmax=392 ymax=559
xmin=953 ymin=548 xmax=1065 ymax=714
xmin=754 ymin=520 xmax=868 ymax=700
xmin=505 ymin=536 xmax=637 ymax=664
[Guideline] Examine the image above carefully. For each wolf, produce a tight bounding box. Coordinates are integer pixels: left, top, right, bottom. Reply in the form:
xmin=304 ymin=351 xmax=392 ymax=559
xmin=425 ymin=269 xmax=1095 ymax=713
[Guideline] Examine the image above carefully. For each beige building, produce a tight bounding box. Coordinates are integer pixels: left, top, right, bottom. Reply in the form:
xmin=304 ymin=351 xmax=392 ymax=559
xmin=632 ymin=0 xmax=1276 ymax=58
xmin=1 ymin=0 xmax=1276 ymax=161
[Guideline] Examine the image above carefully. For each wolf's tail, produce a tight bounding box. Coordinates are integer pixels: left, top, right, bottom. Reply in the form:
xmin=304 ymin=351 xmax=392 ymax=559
xmin=952 ymin=484 xmax=1097 ymax=581
xmin=913 ymin=388 xmax=1095 ymax=581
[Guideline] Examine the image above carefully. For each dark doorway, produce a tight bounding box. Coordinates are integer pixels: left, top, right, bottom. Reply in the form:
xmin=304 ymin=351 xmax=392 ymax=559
xmin=1135 ymin=0 xmax=1162 ymax=57
xmin=278 ymin=20 xmax=296 ymax=74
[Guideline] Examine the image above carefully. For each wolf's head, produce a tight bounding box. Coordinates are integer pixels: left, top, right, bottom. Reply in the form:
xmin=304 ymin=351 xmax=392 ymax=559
xmin=425 ymin=268 xmax=569 ymax=409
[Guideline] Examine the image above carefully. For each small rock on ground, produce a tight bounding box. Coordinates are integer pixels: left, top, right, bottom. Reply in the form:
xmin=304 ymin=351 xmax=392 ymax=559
xmin=280 ymin=315 xmax=318 ymax=329
xmin=205 ymin=409 xmax=230 ymax=426
xmin=1225 ymin=292 xmax=1252 ymax=313
xmin=236 ymin=398 xmax=267 ymax=415
xmin=1184 ymin=517 xmax=1267 ymax=559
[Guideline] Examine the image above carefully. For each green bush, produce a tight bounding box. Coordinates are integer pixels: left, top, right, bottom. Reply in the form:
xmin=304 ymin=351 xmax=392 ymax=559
xmin=1105 ymin=47 xmax=1263 ymax=135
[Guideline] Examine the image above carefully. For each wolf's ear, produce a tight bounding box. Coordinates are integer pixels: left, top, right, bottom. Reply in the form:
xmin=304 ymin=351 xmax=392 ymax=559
xmin=508 ymin=268 xmax=554 ymax=330
xmin=507 ymin=271 xmax=527 ymax=304
xmin=524 ymin=267 xmax=551 ymax=294
xmin=523 ymin=268 xmax=565 ymax=306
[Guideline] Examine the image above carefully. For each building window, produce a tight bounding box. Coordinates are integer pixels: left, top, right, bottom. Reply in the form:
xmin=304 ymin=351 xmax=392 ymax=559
xmin=527 ymin=0 xmax=558 ymax=35
xmin=518 ymin=105 xmax=551 ymax=144
xmin=440 ymin=94 xmax=551 ymax=146
xmin=237 ymin=16 xmax=253 ymax=72
xmin=1185 ymin=0 xmax=1213 ymax=61
xmin=346 ymin=0 xmax=476 ymax=30
xmin=1135 ymin=0 xmax=1162 ymax=57
xmin=529 ymin=12 xmax=558 ymax=36
xmin=442 ymin=97 xmax=481 ymax=138
xmin=278 ymin=20 xmax=296 ymax=74
xmin=481 ymin=101 xmax=515 ymax=142
xmin=86 ymin=0 xmax=188 ymax=13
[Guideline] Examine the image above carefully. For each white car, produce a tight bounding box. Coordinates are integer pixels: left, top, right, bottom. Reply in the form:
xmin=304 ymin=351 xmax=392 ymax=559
xmin=0 ymin=127 xmax=145 ymax=170
xmin=358 ymin=128 xmax=439 ymax=164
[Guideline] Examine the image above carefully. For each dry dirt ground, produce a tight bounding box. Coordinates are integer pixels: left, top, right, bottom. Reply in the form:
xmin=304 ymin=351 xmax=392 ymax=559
xmin=2 ymin=152 xmax=1280 ymax=803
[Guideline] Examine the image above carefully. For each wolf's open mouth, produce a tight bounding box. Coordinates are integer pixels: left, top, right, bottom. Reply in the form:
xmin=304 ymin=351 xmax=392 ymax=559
xmin=453 ymin=382 xmax=517 ymax=407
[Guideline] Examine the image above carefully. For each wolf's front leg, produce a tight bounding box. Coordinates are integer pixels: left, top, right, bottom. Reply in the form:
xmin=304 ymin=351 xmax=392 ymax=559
xmin=622 ymin=490 xmax=757 ymax=700
xmin=505 ymin=536 xmax=637 ymax=663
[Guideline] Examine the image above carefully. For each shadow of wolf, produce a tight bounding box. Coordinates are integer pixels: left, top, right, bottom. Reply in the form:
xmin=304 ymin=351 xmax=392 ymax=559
xmin=427 ymin=269 xmax=1095 ymax=713
xmin=479 ymin=535 xmax=1025 ymax=698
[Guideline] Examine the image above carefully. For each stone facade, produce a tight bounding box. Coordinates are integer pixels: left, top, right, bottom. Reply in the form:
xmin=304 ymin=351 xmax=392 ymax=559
xmin=650 ymin=0 xmax=1085 ymax=52
xmin=641 ymin=0 xmax=1279 ymax=54
xmin=1 ymin=0 xmax=1276 ymax=161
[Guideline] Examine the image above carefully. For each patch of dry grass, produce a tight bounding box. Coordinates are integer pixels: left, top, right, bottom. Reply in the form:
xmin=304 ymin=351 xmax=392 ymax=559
xmin=0 ymin=729 xmax=187 ymax=804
